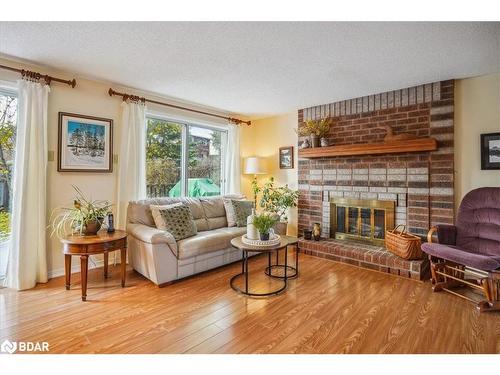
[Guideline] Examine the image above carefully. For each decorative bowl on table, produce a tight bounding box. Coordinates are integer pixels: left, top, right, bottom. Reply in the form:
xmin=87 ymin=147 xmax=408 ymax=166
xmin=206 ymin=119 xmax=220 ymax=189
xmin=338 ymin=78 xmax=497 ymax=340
xmin=241 ymin=234 xmax=281 ymax=247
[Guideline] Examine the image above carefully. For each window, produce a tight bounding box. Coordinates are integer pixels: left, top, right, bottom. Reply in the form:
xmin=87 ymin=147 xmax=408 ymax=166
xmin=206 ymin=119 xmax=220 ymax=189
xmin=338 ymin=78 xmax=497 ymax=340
xmin=0 ymin=90 xmax=17 ymax=279
xmin=146 ymin=117 xmax=226 ymax=198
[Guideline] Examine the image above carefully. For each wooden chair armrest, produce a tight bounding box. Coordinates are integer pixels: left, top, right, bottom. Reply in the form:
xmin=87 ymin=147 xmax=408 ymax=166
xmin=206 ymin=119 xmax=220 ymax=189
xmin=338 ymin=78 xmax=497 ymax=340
xmin=427 ymin=227 xmax=438 ymax=243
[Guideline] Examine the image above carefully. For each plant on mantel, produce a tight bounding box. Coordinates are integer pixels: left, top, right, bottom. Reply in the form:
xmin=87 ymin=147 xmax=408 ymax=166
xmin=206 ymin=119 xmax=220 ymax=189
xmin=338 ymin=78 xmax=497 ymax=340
xmin=296 ymin=118 xmax=331 ymax=147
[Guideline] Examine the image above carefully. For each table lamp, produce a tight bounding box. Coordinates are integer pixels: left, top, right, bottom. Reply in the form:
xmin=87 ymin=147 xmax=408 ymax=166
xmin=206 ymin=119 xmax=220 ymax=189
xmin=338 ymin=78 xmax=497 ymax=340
xmin=244 ymin=156 xmax=267 ymax=207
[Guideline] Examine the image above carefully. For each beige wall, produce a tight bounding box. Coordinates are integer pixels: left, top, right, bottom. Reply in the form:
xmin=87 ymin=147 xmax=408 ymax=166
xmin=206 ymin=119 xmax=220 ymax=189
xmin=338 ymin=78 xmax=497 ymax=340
xmin=455 ymin=73 xmax=500 ymax=209
xmin=240 ymin=113 xmax=299 ymax=235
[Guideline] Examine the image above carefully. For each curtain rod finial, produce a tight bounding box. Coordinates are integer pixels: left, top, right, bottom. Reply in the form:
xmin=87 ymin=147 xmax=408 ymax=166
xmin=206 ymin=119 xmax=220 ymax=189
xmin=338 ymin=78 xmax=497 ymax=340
xmin=71 ymin=79 xmax=76 ymax=88
xmin=108 ymin=88 xmax=114 ymax=97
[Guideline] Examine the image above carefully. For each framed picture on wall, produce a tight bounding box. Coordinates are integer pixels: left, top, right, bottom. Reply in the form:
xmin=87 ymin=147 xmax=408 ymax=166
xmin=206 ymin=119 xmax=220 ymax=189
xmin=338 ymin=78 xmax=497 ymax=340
xmin=480 ymin=132 xmax=500 ymax=170
xmin=279 ymin=146 xmax=294 ymax=169
xmin=58 ymin=112 xmax=113 ymax=172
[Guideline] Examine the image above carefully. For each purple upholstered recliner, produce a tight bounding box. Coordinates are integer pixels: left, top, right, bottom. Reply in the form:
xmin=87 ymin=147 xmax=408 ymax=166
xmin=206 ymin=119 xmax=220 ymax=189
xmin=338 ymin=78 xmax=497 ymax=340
xmin=421 ymin=187 xmax=500 ymax=312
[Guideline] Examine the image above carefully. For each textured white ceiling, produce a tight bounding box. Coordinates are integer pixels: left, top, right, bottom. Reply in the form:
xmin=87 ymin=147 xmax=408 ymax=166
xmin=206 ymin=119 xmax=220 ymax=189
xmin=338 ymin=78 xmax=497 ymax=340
xmin=0 ymin=22 xmax=499 ymax=118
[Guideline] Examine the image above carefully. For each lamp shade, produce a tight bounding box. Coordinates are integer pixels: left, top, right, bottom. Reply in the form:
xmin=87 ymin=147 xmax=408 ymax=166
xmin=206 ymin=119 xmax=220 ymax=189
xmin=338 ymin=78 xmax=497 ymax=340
xmin=244 ymin=157 xmax=266 ymax=175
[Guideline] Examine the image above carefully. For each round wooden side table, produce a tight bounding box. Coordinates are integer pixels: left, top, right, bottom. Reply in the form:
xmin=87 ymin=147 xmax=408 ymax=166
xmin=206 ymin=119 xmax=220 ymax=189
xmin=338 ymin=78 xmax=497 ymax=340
xmin=61 ymin=230 xmax=128 ymax=301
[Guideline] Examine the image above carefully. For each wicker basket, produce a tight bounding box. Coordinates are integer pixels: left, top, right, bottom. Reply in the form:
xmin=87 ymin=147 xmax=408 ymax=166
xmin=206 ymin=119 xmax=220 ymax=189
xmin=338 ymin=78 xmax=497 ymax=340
xmin=385 ymin=224 xmax=423 ymax=260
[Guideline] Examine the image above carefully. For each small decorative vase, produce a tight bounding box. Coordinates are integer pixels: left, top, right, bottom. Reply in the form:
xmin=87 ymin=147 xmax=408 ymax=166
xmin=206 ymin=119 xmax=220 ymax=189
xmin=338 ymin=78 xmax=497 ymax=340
xmin=304 ymin=229 xmax=312 ymax=240
xmin=312 ymin=223 xmax=321 ymax=241
xmin=310 ymin=134 xmax=320 ymax=148
xmin=300 ymin=138 xmax=310 ymax=149
xmin=247 ymin=209 xmax=259 ymax=240
xmin=320 ymin=137 xmax=329 ymax=147
xmin=260 ymin=231 xmax=270 ymax=241
xmin=84 ymin=219 xmax=102 ymax=236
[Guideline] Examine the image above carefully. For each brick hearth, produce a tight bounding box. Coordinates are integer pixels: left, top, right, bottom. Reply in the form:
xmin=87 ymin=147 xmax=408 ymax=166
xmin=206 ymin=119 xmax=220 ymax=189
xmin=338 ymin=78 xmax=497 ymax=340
xmin=299 ymin=238 xmax=429 ymax=280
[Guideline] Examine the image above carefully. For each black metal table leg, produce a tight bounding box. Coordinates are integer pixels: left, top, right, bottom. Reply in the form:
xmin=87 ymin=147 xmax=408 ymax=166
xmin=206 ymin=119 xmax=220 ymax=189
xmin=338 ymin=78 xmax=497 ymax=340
xmin=230 ymin=247 xmax=287 ymax=297
xmin=295 ymin=245 xmax=299 ymax=275
xmin=284 ymin=246 xmax=288 ymax=281
xmin=265 ymin=244 xmax=298 ymax=279
xmin=244 ymin=250 xmax=248 ymax=294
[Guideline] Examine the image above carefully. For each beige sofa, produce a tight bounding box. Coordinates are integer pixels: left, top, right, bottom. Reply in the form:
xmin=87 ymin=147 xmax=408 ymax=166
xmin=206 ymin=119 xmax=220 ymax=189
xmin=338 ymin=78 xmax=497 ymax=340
xmin=126 ymin=195 xmax=251 ymax=286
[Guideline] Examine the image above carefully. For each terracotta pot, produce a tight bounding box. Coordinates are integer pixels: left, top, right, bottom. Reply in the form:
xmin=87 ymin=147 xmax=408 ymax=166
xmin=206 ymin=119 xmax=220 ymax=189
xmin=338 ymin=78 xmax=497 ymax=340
xmin=310 ymin=134 xmax=320 ymax=148
xmin=273 ymin=221 xmax=288 ymax=236
xmin=84 ymin=219 xmax=102 ymax=236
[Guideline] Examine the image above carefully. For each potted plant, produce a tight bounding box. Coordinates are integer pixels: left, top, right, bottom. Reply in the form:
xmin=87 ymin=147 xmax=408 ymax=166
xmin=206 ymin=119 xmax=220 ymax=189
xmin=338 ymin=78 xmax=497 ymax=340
xmin=252 ymin=212 xmax=279 ymax=241
xmin=296 ymin=118 xmax=331 ymax=148
xmin=50 ymin=185 xmax=112 ymax=238
xmin=259 ymin=177 xmax=299 ymax=235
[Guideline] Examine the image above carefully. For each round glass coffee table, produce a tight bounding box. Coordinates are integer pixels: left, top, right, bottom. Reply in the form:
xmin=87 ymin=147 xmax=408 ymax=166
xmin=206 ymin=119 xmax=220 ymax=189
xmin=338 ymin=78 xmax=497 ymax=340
xmin=230 ymin=235 xmax=299 ymax=297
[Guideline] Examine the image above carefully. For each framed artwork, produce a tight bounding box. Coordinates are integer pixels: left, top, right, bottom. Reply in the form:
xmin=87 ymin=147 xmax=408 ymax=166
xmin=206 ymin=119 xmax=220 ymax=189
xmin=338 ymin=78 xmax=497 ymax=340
xmin=480 ymin=132 xmax=500 ymax=170
xmin=279 ymin=146 xmax=294 ymax=169
xmin=58 ymin=112 xmax=113 ymax=172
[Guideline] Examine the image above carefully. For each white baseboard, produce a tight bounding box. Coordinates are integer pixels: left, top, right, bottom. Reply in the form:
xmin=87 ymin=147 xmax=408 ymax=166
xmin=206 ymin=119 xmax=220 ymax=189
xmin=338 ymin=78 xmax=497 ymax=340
xmin=48 ymin=256 xmax=124 ymax=279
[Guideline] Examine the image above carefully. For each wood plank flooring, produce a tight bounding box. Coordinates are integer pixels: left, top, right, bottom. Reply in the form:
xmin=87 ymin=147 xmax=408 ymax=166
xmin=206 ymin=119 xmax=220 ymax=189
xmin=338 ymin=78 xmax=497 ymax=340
xmin=1 ymin=253 xmax=499 ymax=354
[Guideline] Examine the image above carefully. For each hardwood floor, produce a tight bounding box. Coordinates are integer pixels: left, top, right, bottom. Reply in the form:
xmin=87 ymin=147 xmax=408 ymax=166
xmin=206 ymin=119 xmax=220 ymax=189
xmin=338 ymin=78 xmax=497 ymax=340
xmin=1 ymin=253 xmax=499 ymax=354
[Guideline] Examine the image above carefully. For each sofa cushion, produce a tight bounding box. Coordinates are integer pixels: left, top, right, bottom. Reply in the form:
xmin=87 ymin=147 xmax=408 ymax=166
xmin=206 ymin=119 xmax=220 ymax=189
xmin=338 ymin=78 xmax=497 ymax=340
xmin=157 ymin=204 xmax=197 ymax=241
xmin=231 ymin=199 xmax=254 ymax=227
xmin=200 ymin=197 xmax=228 ymax=230
xmin=177 ymin=226 xmax=246 ymax=259
xmin=421 ymin=242 xmax=500 ymax=271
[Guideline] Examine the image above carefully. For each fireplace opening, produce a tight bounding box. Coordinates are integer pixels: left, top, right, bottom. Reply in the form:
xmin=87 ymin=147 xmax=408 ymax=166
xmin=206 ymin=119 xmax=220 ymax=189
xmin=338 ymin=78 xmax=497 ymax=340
xmin=330 ymin=198 xmax=395 ymax=246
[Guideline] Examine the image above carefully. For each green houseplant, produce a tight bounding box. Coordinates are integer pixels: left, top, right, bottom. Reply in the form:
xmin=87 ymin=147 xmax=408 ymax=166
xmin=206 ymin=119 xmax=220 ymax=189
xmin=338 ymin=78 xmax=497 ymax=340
xmin=252 ymin=212 xmax=279 ymax=241
xmin=50 ymin=185 xmax=112 ymax=238
xmin=259 ymin=177 xmax=299 ymax=235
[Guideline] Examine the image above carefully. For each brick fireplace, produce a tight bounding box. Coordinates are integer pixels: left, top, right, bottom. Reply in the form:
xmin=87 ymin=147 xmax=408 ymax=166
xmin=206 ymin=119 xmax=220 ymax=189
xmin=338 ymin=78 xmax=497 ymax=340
xmin=297 ymin=80 xmax=454 ymax=280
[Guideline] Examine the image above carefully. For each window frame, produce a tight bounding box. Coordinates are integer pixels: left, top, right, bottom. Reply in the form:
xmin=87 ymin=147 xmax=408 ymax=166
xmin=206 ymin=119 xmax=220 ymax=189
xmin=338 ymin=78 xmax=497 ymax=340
xmin=145 ymin=112 xmax=228 ymax=198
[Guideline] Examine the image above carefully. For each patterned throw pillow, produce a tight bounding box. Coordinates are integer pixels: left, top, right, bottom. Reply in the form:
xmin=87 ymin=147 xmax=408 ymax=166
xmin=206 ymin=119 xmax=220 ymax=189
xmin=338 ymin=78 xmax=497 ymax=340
xmin=222 ymin=196 xmax=245 ymax=227
xmin=150 ymin=203 xmax=183 ymax=231
xmin=231 ymin=200 xmax=254 ymax=227
xmin=156 ymin=204 xmax=197 ymax=241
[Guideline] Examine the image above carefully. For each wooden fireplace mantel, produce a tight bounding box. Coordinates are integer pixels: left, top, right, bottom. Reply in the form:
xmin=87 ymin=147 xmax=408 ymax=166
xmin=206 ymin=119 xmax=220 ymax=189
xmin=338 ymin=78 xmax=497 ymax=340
xmin=298 ymin=137 xmax=438 ymax=158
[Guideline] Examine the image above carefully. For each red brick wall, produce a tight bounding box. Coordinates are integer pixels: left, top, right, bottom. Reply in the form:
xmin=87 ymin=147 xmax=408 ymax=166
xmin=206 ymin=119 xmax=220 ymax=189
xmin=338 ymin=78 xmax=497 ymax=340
xmin=298 ymin=80 xmax=454 ymax=238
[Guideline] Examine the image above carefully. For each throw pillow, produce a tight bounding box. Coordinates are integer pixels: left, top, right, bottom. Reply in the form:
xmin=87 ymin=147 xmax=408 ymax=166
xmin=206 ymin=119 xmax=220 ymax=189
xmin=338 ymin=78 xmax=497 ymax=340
xmin=231 ymin=199 xmax=254 ymax=227
xmin=222 ymin=195 xmax=245 ymax=227
xmin=150 ymin=203 xmax=183 ymax=231
xmin=153 ymin=204 xmax=197 ymax=241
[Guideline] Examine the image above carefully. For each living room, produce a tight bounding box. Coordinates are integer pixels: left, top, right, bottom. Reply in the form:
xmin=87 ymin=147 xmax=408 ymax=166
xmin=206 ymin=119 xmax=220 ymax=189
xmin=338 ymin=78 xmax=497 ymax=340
xmin=1 ymin=2 xmax=500 ymax=373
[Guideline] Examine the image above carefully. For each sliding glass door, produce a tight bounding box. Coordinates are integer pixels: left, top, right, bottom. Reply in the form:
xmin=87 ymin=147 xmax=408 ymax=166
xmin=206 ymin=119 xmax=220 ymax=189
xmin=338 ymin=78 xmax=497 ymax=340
xmin=0 ymin=89 xmax=17 ymax=279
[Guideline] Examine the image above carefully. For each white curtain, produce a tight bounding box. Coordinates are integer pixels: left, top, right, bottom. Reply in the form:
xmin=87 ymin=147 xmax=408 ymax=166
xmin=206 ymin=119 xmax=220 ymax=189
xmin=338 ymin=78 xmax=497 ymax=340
xmin=116 ymin=101 xmax=147 ymax=229
xmin=4 ymin=80 xmax=49 ymax=290
xmin=224 ymin=123 xmax=241 ymax=194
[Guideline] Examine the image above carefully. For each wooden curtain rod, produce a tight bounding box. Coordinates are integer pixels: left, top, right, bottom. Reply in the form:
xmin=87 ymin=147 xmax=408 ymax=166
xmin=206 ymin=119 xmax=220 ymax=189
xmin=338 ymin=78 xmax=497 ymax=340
xmin=108 ymin=88 xmax=251 ymax=126
xmin=0 ymin=64 xmax=76 ymax=88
